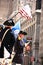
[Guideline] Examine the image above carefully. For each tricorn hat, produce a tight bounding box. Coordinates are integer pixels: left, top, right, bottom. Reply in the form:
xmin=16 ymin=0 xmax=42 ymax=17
xmin=19 ymin=31 xmax=27 ymax=35
xmin=3 ymin=19 xmax=15 ymax=26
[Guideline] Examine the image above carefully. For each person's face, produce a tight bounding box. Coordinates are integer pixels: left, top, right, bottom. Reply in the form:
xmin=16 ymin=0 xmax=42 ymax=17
xmin=19 ymin=34 xmax=25 ymax=39
xmin=5 ymin=25 xmax=12 ymax=28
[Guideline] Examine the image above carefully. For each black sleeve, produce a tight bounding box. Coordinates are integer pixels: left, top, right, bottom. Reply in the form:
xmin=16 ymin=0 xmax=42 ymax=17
xmin=10 ymin=32 xmax=15 ymax=46
xmin=0 ymin=29 xmax=5 ymax=40
xmin=9 ymin=32 xmax=15 ymax=54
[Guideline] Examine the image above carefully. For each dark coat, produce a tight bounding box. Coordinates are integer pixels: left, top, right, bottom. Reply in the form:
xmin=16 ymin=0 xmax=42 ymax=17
xmin=0 ymin=27 xmax=15 ymax=58
xmin=12 ymin=37 xmax=25 ymax=64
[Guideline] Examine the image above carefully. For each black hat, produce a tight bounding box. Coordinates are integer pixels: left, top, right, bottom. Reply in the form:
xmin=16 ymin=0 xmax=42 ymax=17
xmin=3 ymin=19 xmax=15 ymax=26
xmin=19 ymin=31 xmax=27 ymax=35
